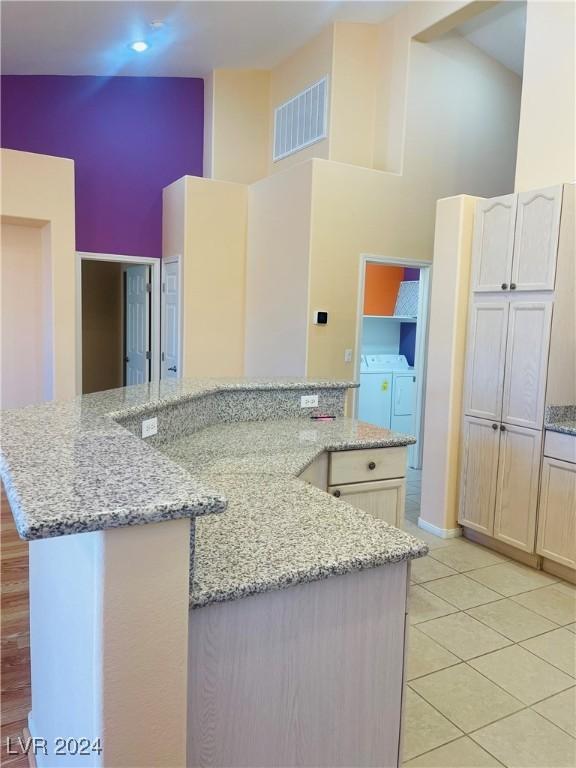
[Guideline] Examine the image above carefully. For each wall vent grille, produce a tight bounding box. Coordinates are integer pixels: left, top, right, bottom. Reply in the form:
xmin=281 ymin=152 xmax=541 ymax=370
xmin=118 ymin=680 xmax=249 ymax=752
xmin=273 ymin=77 xmax=328 ymax=162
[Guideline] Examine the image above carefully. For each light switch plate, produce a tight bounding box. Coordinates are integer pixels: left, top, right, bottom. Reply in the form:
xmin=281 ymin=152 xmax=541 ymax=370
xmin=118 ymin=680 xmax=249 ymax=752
xmin=300 ymin=394 xmax=319 ymax=408
xmin=141 ymin=417 xmax=158 ymax=438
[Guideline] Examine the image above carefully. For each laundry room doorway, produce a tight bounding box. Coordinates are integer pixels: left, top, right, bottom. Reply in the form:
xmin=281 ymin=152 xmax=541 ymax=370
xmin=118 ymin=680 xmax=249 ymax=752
xmin=354 ymin=256 xmax=431 ymax=478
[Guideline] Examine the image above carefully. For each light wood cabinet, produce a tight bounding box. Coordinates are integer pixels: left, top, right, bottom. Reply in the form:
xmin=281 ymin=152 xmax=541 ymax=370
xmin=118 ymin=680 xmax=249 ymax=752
xmin=501 ymin=301 xmax=552 ymax=429
xmin=464 ymin=301 xmax=508 ymax=421
xmin=471 ymin=194 xmax=517 ymax=292
xmin=512 ymin=186 xmax=563 ymax=291
xmin=329 ymin=478 xmax=405 ymax=527
xmin=493 ymin=424 xmax=542 ymax=553
xmin=459 ymin=416 xmax=500 ymax=536
xmin=536 ymin=455 xmax=576 ymax=569
xmin=471 ymin=186 xmax=562 ymax=294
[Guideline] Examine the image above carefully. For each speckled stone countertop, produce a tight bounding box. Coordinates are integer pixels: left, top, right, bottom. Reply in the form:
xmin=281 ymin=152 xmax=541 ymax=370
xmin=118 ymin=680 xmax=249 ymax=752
xmin=1 ymin=377 xmax=427 ymax=608
xmin=156 ymin=418 xmax=427 ymax=608
xmin=0 ymin=378 xmax=352 ymax=540
xmin=545 ymin=405 xmax=576 ymax=437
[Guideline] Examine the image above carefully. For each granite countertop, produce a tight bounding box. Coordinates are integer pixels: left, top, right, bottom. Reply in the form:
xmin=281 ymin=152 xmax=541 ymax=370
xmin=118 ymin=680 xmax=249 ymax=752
xmin=157 ymin=417 xmax=427 ymax=608
xmin=1 ymin=377 xmax=427 ymax=608
xmin=0 ymin=377 xmax=353 ymax=540
xmin=545 ymin=405 xmax=576 ymax=437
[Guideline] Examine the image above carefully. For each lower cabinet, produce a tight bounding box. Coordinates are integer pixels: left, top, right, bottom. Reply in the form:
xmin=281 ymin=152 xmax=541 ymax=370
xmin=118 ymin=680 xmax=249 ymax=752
xmin=329 ymin=478 xmax=405 ymax=527
xmin=493 ymin=424 xmax=542 ymax=552
xmin=537 ymin=455 xmax=576 ymax=569
xmin=299 ymin=447 xmax=408 ymax=528
xmin=459 ymin=415 xmax=542 ymax=552
xmin=459 ymin=416 xmax=500 ymax=535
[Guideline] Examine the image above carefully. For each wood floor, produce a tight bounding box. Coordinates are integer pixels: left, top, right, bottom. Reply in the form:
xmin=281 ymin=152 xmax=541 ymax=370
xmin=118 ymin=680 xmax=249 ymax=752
xmin=1 ymin=488 xmax=31 ymax=767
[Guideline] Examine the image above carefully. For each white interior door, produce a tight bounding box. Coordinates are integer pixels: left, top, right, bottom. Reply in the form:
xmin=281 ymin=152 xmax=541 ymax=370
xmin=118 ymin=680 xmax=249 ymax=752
xmin=125 ymin=265 xmax=150 ymax=385
xmin=161 ymin=259 xmax=181 ymax=380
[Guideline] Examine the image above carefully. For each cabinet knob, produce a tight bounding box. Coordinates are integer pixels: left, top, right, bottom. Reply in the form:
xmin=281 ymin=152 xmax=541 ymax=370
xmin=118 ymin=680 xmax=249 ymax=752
xmin=492 ymin=423 xmax=498 ymax=430
xmin=500 ymin=424 xmax=506 ymax=431
xmin=501 ymin=283 xmax=508 ymax=290
xmin=333 ymin=490 xmax=341 ymax=498
xmin=368 ymin=461 xmax=376 ymax=470
xmin=510 ymin=283 xmax=517 ymax=290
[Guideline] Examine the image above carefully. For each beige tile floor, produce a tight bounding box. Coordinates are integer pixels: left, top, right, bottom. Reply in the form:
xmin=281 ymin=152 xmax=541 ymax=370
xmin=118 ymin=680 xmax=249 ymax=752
xmin=401 ymin=469 xmax=576 ymax=768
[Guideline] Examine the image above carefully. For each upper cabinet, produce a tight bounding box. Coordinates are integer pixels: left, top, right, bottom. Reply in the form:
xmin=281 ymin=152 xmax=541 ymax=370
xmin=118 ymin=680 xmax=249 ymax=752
xmin=472 ymin=194 xmax=517 ymax=292
xmin=472 ymin=185 xmax=563 ymax=293
xmin=512 ymin=186 xmax=563 ymax=291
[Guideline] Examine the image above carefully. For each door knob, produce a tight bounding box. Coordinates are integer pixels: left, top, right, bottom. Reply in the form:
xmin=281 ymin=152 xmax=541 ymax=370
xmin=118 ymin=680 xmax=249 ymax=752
xmin=168 ymin=366 xmax=177 ymax=372
xmin=501 ymin=283 xmax=508 ymax=290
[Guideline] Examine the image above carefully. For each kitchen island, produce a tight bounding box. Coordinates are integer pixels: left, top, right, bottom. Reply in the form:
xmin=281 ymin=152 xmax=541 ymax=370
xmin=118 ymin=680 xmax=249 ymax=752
xmin=0 ymin=378 xmax=426 ymax=768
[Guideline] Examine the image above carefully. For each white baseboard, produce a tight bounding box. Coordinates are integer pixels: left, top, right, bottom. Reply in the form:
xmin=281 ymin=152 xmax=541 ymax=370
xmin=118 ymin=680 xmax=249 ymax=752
xmin=417 ymin=517 xmax=462 ymax=539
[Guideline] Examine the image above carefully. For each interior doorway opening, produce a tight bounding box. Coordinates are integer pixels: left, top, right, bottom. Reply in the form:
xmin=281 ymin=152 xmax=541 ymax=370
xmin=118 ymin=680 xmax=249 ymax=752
xmin=76 ymin=252 xmax=160 ymax=395
xmin=355 ymin=256 xmax=431 ymax=478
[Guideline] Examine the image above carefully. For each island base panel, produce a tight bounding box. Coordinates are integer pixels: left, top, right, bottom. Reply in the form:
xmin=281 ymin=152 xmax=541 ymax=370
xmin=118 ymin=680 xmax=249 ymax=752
xmin=187 ymin=561 xmax=408 ymax=768
xmin=28 ymin=519 xmax=191 ymax=768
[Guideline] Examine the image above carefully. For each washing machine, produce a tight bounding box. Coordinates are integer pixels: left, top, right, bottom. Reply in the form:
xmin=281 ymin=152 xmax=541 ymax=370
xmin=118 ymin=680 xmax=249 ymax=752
xmin=358 ymin=354 xmax=416 ymax=434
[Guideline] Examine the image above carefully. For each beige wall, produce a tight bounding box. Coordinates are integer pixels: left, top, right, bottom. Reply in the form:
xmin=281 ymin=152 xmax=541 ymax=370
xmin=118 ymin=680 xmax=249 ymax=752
xmin=81 ymin=260 xmax=123 ymax=395
xmin=163 ymin=176 xmax=247 ymax=378
xmin=0 ymin=149 xmax=76 ymax=404
xmin=515 ymin=1 xmax=576 ymax=191
xmin=244 ymin=163 xmax=313 ymax=377
xmin=269 ymin=24 xmax=334 ymax=176
xmin=546 ymin=183 xmax=576 ymax=406
xmin=1 ymin=221 xmax=51 ymax=409
xmin=420 ymin=195 xmax=478 ymax=533
xmin=209 ymin=69 xmax=271 ymax=184
xmin=330 ymin=22 xmax=379 ymax=168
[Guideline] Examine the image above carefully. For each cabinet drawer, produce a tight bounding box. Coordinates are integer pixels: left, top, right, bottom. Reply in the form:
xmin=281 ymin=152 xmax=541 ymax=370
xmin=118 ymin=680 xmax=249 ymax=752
xmin=544 ymin=431 xmax=576 ymax=463
xmin=329 ymin=447 xmax=407 ymax=485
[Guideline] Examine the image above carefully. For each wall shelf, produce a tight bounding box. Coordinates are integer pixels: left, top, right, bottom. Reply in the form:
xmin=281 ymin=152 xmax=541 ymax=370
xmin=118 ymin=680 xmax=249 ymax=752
xmin=364 ymin=315 xmax=417 ymax=322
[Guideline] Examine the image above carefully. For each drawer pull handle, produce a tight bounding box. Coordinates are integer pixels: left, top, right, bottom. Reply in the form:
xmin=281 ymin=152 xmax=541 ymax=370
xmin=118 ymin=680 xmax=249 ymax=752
xmin=333 ymin=490 xmax=341 ymax=498
xmin=368 ymin=461 xmax=376 ymax=470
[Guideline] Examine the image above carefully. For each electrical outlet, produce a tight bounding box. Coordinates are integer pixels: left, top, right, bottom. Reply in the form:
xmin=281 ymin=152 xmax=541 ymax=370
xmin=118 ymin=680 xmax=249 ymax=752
xmin=141 ymin=417 xmax=158 ymax=438
xmin=300 ymin=394 xmax=319 ymax=408
xmin=344 ymin=348 xmax=353 ymax=363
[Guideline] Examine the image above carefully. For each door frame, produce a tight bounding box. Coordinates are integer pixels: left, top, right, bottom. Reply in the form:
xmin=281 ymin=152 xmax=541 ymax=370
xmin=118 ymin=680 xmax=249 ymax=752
xmin=161 ymin=255 xmax=183 ymax=380
xmin=354 ymin=254 xmax=432 ymax=468
xmin=75 ymin=251 xmax=161 ymax=394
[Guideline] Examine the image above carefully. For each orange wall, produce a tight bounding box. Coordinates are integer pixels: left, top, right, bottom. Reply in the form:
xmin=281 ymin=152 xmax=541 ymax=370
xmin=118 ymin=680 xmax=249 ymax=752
xmin=363 ymin=264 xmax=403 ymax=315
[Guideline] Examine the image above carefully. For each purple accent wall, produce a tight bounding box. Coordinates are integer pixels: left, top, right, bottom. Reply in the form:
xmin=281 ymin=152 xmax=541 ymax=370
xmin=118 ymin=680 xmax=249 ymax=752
xmin=399 ymin=267 xmax=420 ymax=365
xmin=1 ymin=75 xmax=203 ymax=258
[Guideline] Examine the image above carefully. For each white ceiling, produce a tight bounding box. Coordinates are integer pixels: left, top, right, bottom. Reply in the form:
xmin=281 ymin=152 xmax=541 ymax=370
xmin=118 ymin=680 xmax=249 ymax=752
xmin=458 ymin=1 xmax=527 ymax=76
xmin=1 ymin=1 xmax=405 ymax=77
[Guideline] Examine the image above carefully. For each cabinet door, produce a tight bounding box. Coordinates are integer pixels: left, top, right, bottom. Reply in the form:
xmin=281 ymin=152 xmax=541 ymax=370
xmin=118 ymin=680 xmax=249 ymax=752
xmin=501 ymin=301 xmax=552 ymax=429
xmin=329 ymin=478 xmax=405 ymax=527
xmin=463 ymin=301 xmax=509 ymax=421
xmin=471 ymin=194 xmax=517 ymax=292
xmin=536 ymin=456 xmax=576 ymax=569
xmin=459 ymin=416 xmax=500 ymax=535
xmin=493 ymin=425 xmax=542 ymax=553
xmin=512 ymin=186 xmax=563 ymax=291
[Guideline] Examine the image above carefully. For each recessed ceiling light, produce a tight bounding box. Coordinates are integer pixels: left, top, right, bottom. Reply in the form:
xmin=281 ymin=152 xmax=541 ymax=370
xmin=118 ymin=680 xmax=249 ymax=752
xmin=130 ymin=41 xmax=149 ymax=53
